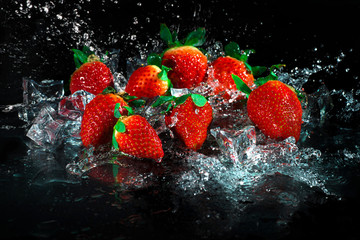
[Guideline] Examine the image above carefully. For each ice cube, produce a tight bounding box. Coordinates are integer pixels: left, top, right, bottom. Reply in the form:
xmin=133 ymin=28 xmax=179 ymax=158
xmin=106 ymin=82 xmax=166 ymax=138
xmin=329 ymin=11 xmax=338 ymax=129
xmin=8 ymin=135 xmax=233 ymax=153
xmin=19 ymin=78 xmax=64 ymax=123
xmin=58 ymin=90 xmax=95 ymax=121
xmin=26 ymin=104 xmax=65 ymax=148
xmin=171 ymin=88 xmax=190 ymax=97
xmin=210 ymin=126 xmax=256 ymax=163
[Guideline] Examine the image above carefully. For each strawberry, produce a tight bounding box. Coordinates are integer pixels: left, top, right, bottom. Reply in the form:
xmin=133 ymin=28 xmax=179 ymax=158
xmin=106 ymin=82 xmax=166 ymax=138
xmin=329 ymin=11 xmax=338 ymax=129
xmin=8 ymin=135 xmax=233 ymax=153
xmin=206 ymin=42 xmax=257 ymax=100
xmin=80 ymin=88 xmax=128 ymax=147
xmin=233 ymin=66 xmax=303 ymax=142
xmin=70 ymin=47 xmax=114 ymax=95
xmin=159 ymin=24 xmax=208 ymax=89
xmin=125 ymin=64 xmax=171 ymax=98
xmin=113 ymin=113 xmax=164 ymax=162
xmin=154 ymin=93 xmax=213 ymax=151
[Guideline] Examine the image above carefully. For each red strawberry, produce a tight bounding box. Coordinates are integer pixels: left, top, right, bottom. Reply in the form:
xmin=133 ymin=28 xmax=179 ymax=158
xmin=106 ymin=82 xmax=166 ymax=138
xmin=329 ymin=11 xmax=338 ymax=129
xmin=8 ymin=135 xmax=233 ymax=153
xmin=113 ymin=115 xmax=164 ymax=162
xmin=247 ymin=80 xmax=303 ymax=141
xmin=162 ymin=46 xmax=207 ymax=89
xmin=164 ymin=94 xmax=213 ymax=151
xmin=125 ymin=65 xmax=171 ymax=98
xmin=207 ymin=56 xmax=255 ymax=99
xmin=234 ymin=71 xmax=303 ymax=142
xmin=206 ymin=42 xmax=256 ymax=100
xmin=70 ymin=48 xmax=114 ymax=95
xmin=159 ymin=24 xmax=208 ymax=89
xmin=80 ymin=89 xmax=128 ymax=147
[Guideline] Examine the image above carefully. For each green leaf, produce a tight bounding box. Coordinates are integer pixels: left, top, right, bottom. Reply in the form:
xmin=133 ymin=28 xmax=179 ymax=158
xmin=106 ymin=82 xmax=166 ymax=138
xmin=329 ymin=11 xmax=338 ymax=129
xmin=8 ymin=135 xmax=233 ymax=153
xmin=254 ymin=71 xmax=277 ymax=86
xmin=114 ymin=103 xmax=122 ymax=118
xmin=224 ymin=42 xmax=241 ymax=60
xmin=160 ymin=23 xmax=173 ymax=46
xmin=270 ymin=64 xmax=286 ymax=72
xmin=184 ymin=27 xmax=206 ymax=47
xmin=112 ymin=131 xmax=119 ymax=150
xmin=112 ymin=165 xmax=119 ymax=179
xmin=102 ymin=86 xmax=116 ymax=94
xmin=252 ymin=66 xmax=267 ymax=77
xmin=152 ymin=95 xmax=175 ymax=108
xmin=123 ymin=106 xmax=133 ymax=115
xmin=175 ymin=93 xmax=191 ymax=107
xmin=82 ymin=46 xmax=93 ymax=56
xmin=158 ymin=65 xmax=172 ymax=88
xmin=130 ymin=99 xmax=146 ymax=108
xmin=73 ymin=55 xmax=82 ymax=68
xmin=147 ymin=53 xmax=162 ymax=68
xmin=72 ymin=49 xmax=88 ymax=65
xmin=114 ymin=120 xmax=126 ymax=133
xmin=191 ymin=94 xmax=207 ymax=107
xmin=244 ymin=62 xmax=253 ymax=74
xmin=232 ymin=74 xmax=252 ymax=98
xmin=239 ymin=49 xmax=255 ymax=63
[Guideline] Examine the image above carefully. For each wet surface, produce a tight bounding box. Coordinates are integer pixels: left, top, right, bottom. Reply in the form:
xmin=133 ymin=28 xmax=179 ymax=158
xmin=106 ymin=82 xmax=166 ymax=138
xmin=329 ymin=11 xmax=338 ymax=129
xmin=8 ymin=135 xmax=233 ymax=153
xmin=1 ymin=1 xmax=360 ymax=239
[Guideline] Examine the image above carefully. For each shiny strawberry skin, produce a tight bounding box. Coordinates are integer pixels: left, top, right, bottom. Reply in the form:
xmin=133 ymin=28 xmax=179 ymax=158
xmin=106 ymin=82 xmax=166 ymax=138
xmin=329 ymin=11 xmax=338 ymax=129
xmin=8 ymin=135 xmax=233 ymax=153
xmin=114 ymin=115 xmax=164 ymax=161
xmin=162 ymin=46 xmax=207 ymax=89
xmin=165 ymin=97 xmax=213 ymax=151
xmin=125 ymin=65 xmax=169 ymax=98
xmin=80 ymin=93 xmax=128 ymax=147
xmin=70 ymin=61 xmax=114 ymax=95
xmin=207 ymin=56 xmax=255 ymax=99
xmin=247 ymin=80 xmax=303 ymax=142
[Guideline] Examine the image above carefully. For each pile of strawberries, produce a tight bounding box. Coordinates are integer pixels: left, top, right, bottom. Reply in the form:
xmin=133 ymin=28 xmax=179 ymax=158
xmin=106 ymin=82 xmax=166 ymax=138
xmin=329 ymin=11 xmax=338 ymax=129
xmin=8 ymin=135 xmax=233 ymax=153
xmin=69 ymin=24 xmax=304 ymax=163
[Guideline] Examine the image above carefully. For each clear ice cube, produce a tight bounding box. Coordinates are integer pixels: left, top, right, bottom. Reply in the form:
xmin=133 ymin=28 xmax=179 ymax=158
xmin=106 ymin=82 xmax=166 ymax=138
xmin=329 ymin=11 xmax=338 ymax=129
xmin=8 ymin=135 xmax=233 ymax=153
xmin=26 ymin=103 xmax=65 ymax=148
xmin=19 ymin=78 xmax=64 ymax=123
xmin=210 ymin=126 xmax=256 ymax=163
xmin=171 ymin=88 xmax=190 ymax=97
xmin=58 ymin=90 xmax=95 ymax=121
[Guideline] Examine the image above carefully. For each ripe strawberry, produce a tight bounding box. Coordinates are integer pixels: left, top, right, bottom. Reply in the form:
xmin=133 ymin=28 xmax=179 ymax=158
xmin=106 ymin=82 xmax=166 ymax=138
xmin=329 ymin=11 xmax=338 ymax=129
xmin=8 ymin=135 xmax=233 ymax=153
xmin=159 ymin=24 xmax=208 ymax=89
xmin=125 ymin=65 xmax=171 ymax=98
xmin=113 ymin=115 xmax=164 ymax=162
xmin=70 ymin=47 xmax=114 ymax=95
xmin=233 ymin=71 xmax=303 ymax=142
xmin=80 ymin=88 xmax=128 ymax=147
xmin=206 ymin=42 xmax=256 ymax=100
xmin=163 ymin=94 xmax=213 ymax=151
xmin=207 ymin=56 xmax=255 ymax=99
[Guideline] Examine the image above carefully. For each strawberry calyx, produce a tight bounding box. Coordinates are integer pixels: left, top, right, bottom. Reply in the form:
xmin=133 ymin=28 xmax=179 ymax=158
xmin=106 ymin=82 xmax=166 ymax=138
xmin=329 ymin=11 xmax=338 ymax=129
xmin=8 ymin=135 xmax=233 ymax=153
xmin=224 ymin=41 xmax=256 ymax=73
xmin=160 ymin=23 xmax=206 ymax=48
xmin=254 ymin=64 xmax=286 ymax=86
xmin=72 ymin=46 xmax=108 ymax=68
xmin=147 ymin=53 xmax=173 ymax=89
xmin=112 ymin=104 xmax=134 ymax=150
xmin=233 ymin=64 xmax=306 ymax=102
xmin=152 ymin=92 xmax=208 ymax=114
xmin=232 ymin=64 xmax=286 ymax=98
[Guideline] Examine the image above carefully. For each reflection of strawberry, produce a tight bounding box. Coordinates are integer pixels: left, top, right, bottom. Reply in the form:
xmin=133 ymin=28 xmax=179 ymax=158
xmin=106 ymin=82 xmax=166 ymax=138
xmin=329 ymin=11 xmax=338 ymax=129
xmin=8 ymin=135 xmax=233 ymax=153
xmin=125 ymin=65 xmax=171 ymax=98
xmin=113 ymin=115 xmax=164 ymax=162
xmin=234 ymin=72 xmax=303 ymax=142
xmin=80 ymin=88 xmax=128 ymax=147
xmin=86 ymin=157 xmax=164 ymax=184
xmin=163 ymin=94 xmax=213 ymax=151
xmin=70 ymin=47 xmax=114 ymax=95
xmin=206 ymin=42 xmax=255 ymax=100
xmin=160 ymin=24 xmax=208 ymax=89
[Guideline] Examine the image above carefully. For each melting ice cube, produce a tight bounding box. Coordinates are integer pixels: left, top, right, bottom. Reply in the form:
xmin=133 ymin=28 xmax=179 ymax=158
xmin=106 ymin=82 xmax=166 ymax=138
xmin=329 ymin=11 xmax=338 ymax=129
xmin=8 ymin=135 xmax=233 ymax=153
xmin=26 ymin=104 xmax=65 ymax=148
xmin=171 ymin=88 xmax=190 ymax=97
xmin=58 ymin=90 xmax=95 ymax=121
xmin=19 ymin=78 xmax=64 ymax=123
xmin=210 ymin=126 xmax=256 ymax=163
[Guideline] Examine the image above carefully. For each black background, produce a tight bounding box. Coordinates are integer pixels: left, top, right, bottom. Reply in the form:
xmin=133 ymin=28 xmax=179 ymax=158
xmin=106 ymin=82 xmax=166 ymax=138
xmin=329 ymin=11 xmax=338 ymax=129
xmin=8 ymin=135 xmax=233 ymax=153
xmin=1 ymin=0 xmax=360 ymax=239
